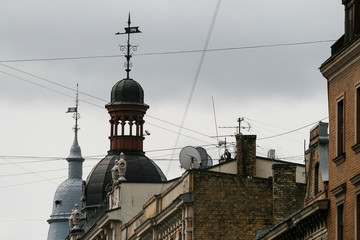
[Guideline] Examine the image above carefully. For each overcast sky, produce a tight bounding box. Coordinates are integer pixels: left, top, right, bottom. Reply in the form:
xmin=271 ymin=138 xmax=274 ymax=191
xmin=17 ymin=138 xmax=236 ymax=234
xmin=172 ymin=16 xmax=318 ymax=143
xmin=0 ymin=1 xmax=344 ymax=239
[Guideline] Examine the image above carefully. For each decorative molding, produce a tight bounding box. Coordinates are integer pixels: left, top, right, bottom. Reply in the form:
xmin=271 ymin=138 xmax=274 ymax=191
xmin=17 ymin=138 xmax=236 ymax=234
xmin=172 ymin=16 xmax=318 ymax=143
xmin=331 ymin=183 xmax=346 ymax=198
xmin=352 ymin=143 xmax=360 ymax=153
xmin=320 ymin=37 xmax=360 ymax=81
xmin=350 ymin=174 xmax=360 ymax=186
xmin=333 ymin=153 xmax=346 ymax=166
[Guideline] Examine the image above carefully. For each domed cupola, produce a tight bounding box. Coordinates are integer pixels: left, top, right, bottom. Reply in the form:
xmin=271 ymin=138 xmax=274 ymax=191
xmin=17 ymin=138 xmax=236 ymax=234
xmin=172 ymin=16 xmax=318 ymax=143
xmin=108 ymin=78 xmax=148 ymax=107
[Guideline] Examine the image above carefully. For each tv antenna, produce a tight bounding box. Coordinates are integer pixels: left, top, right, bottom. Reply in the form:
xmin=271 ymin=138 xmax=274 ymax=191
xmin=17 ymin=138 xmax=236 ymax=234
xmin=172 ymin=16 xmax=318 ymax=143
xmin=237 ymin=117 xmax=251 ymax=134
xmin=218 ymin=118 xmax=250 ymax=135
xmin=115 ymin=13 xmax=141 ymax=79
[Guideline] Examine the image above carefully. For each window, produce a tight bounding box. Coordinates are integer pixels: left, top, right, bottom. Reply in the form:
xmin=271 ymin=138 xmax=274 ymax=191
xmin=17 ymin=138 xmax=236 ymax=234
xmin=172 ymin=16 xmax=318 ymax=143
xmin=356 ymin=86 xmax=360 ymax=144
xmin=331 ymin=183 xmax=346 ymax=240
xmin=357 ymin=194 xmax=360 ymax=240
xmin=338 ymin=203 xmax=344 ymax=240
xmin=337 ymin=98 xmax=345 ymax=155
xmin=314 ymin=163 xmax=319 ymax=195
xmin=55 ymin=200 xmax=62 ymax=207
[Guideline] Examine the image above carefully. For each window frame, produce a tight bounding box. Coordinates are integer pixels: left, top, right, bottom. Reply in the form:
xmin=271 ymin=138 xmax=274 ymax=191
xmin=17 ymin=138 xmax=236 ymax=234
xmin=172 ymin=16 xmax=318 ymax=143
xmin=337 ymin=96 xmax=345 ymax=156
xmin=355 ymin=84 xmax=360 ymax=144
xmin=337 ymin=202 xmax=345 ymax=240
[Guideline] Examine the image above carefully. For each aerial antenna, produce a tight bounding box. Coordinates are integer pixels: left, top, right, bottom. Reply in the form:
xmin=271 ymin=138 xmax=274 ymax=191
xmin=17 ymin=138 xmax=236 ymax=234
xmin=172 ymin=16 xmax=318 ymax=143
xmin=66 ymin=83 xmax=81 ymax=132
xmin=115 ymin=13 xmax=141 ymax=79
xmin=212 ymin=96 xmax=221 ymax=158
xmin=237 ymin=117 xmax=250 ymax=135
xmin=218 ymin=117 xmax=250 ymax=136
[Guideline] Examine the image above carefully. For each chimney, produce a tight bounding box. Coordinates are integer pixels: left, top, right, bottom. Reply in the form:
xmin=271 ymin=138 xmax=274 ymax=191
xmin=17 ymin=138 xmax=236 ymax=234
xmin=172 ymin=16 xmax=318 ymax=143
xmin=236 ymin=134 xmax=256 ymax=177
xmin=267 ymin=149 xmax=276 ymax=160
xmin=343 ymin=0 xmax=360 ymax=43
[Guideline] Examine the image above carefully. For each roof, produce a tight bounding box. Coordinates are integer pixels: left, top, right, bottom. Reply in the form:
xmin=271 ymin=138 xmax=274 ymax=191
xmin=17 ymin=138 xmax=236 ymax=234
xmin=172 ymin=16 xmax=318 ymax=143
xmin=47 ymin=178 xmax=83 ymax=240
xmin=106 ymin=78 xmax=148 ymax=107
xmin=85 ymin=152 xmax=167 ymax=206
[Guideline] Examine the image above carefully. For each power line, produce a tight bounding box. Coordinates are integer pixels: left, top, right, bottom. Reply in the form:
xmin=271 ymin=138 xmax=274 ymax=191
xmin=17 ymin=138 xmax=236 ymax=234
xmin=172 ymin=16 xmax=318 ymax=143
xmin=147 ymin=115 xmax=211 ymax=138
xmin=0 ymin=66 xmax=215 ymax=141
xmin=2 ymin=159 xmax=59 ymax=186
xmin=257 ymin=117 xmax=328 ymax=140
xmin=0 ymin=40 xmax=335 ymax=63
xmin=0 ymin=70 xmax=75 ymax=99
xmin=147 ymin=123 xmax=213 ymax=145
xmin=164 ymin=0 xmax=222 ymax=179
xmin=0 ymin=63 xmax=219 ymax=140
xmin=0 ymin=63 xmax=107 ymax=102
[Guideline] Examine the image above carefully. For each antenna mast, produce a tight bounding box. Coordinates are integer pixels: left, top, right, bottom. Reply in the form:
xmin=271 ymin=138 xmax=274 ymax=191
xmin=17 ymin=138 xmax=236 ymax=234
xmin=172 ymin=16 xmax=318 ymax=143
xmin=66 ymin=84 xmax=80 ymax=132
xmin=115 ymin=13 xmax=141 ymax=79
xmin=74 ymin=84 xmax=79 ymax=132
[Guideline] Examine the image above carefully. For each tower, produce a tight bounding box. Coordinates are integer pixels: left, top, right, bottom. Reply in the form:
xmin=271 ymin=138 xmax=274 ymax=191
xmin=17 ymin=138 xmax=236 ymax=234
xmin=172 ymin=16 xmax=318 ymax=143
xmin=106 ymin=77 xmax=149 ymax=153
xmin=81 ymin=15 xmax=166 ymax=232
xmin=47 ymin=88 xmax=84 ymax=240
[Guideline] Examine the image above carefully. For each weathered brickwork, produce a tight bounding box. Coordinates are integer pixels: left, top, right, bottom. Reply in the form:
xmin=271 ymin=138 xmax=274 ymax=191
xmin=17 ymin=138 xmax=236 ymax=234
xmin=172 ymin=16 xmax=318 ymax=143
xmin=272 ymin=164 xmax=306 ymax=223
xmin=321 ymin=36 xmax=360 ymax=240
xmin=192 ymin=171 xmax=273 ymax=240
xmin=190 ymin=163 xmax=305 ymax=239
xmin=304 ymin=124 xmax=327 ymax=204
xmin=236 ymin=135 xmax=257 ymax=177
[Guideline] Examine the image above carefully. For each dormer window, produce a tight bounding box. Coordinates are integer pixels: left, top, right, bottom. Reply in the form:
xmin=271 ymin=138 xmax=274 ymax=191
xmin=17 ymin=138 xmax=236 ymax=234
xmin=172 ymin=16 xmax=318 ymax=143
xmin=55 ymin=200 xmax=62 ymax=207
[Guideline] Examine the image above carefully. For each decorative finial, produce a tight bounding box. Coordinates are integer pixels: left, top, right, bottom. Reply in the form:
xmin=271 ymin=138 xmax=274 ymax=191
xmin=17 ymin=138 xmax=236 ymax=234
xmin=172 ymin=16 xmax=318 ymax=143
xmin=66 ymin=84 xmax=84 ymax=161
xmin=115 ymin=13 xmax=141 ymax=79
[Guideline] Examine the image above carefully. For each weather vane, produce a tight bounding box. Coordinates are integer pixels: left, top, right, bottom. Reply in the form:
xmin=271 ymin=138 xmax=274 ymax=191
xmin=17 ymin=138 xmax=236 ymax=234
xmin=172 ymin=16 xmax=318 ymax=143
xmin=66 ymin=83 xmax=80 ymax=132
xmin=115 ymin=13 xmax=141 ymax=79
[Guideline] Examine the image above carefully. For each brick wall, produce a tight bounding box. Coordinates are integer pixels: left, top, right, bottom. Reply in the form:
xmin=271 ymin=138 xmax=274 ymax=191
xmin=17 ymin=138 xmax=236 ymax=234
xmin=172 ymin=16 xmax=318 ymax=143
xmin=191 ymin=167 xmax=305 ymax=240
xmin=192 ymin=171 xmax=273 ymax=240
xmin=236 ymin=135 xmax=257 ymax=177
xmin=304 ymin=123 xmax=327 ymax=204
xmin=272 ymin=164 xmax=305 ymax=223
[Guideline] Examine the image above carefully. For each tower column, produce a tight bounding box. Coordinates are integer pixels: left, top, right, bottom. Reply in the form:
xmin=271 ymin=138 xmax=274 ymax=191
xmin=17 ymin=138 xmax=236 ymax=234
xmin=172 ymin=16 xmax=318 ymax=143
xmin=110 ymin=120 xmax=114 ymax=137
xmin=129 ymin=118 xmax=133 ymax=136
xmin=121 ymin=117 xmax=125 ymax=136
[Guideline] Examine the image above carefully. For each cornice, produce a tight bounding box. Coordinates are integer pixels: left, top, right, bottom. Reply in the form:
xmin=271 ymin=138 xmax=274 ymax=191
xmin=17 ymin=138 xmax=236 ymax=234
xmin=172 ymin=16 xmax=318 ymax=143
xmin=350 ymin=173 xmax=360 ymax=186
xmin=330 ymin=183 xmax=346 ymax=197
xmin=320 ymin=37 xmax=360 ymax=81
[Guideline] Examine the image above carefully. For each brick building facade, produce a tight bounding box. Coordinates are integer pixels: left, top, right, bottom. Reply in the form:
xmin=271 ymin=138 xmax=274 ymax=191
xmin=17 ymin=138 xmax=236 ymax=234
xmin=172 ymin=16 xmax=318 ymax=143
xmin=320 ymin=1 xmax=360 ymax=239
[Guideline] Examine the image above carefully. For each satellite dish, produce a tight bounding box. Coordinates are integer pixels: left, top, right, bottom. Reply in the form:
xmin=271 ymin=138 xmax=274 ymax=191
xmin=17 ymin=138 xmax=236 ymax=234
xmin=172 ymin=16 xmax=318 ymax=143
xmin=206 ymin=154 xmax=213 ymax=167
xmin=179 ymin=146 xmax=201 ymax=170
xmin=196 ymin=147 xmax=213 ymax=168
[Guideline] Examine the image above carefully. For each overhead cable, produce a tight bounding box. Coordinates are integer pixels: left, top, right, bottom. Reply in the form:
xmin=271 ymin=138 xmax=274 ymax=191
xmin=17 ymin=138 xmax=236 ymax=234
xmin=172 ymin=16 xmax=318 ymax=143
xmin=257 ymin=117 xmax=328 ymax=140
xmin=0 ymin=40 xmax=335 ymax=63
